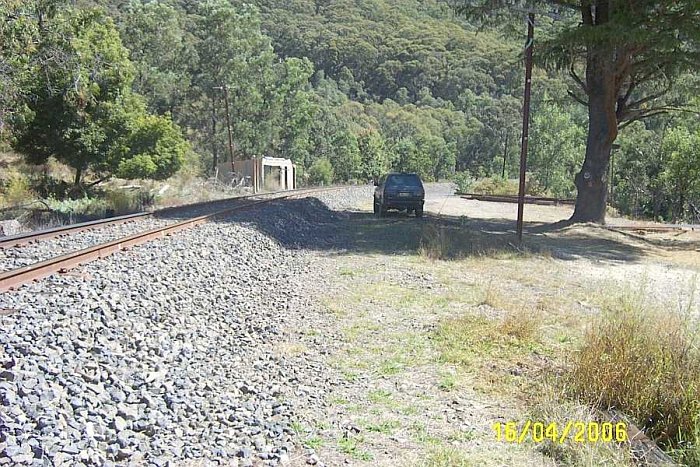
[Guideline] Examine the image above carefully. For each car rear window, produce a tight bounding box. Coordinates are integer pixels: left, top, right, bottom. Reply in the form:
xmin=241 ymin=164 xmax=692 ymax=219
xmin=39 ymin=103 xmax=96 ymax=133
xmin=387 ymin=174 xmax=421 ymax=186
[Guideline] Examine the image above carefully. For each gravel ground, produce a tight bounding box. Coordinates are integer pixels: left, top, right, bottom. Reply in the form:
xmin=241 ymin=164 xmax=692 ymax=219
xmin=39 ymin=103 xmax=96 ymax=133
xmin=4 ymin=183 xmax=692 ymax=466
xmin=0 ymin=187 xmax=368 ymax=467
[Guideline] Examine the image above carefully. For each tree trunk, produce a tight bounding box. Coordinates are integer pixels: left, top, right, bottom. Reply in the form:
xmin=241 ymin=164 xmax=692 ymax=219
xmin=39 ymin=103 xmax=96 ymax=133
xmin=74 ymin=167 xmax=83 ymax=187
xmin=69 ymin=167 xmax=85 ymax=199
xmin=571 ymin=49 xmax=618 ymax=224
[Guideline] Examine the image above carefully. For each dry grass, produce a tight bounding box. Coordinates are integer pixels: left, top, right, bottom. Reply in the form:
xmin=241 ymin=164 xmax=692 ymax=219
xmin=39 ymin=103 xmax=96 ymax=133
xmin=418 ymin=224 xmax=473 ymax=260
xmin=529 ymin=385 xmax=634 ymax=467
xmin=423 ymin=446 xmax=473 ymax=467
xmin=568 ymin=290 xmax=700 ymax=464
xmin=498 ymin=306 xmax=540 ymax=341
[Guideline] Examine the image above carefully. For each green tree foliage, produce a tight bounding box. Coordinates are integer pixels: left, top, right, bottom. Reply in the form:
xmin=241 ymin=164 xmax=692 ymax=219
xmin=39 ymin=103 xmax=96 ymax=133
xmin=272 ymin=57 xmax=317 ymax=164
xmin=307 ymin=157 xmax=334 ymax=185
xmin=357 ymin=129 xmax=390 ymax=181
xmin=529 ymin=101 xmax=585 ymax=197
xmin=3 ymin=2 xmax=188 ymax=186
xmin=9 ymin=6 xmax=187 ymax=187
xmin=610 ymin=121 xmax=663 ymax=219
xmin=116 ymin=113 xmax=190 ymax=180
xmin=119 ymin=1 xmax=195 ymax=117
xmin=661 ymin=127 xmax=700 ymax=221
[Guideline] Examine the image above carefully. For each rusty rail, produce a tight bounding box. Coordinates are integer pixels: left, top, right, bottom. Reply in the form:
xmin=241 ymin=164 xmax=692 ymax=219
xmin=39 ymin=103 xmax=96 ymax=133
xmin=605 ymin=224 xmax=698 ymax=232
xmin=0 ymin=187 xmax=343 ymax=292
xmin=460 ymin=193 xmax=576 ymax=206
xmin=0 ymin=212 xmax=152 ymax=248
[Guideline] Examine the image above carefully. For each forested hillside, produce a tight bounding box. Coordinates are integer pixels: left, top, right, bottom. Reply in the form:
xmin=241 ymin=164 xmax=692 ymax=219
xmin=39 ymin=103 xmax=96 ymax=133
xmin=1 ymin=0 xmax=699 ymax=221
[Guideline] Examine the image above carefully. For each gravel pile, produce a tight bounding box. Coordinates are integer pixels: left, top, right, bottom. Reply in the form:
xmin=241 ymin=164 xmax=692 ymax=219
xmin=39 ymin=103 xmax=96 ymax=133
xmin=0 ymin=192 xmax=349 ymax=466
xmin=307 ymin=186 xmax=373 ymax=212
xmin=227 ymin=187 xmax=372 ymax=251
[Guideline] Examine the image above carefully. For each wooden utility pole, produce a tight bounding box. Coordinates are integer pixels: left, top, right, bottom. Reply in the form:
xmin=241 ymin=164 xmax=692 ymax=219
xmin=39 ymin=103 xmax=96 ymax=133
xmin=516 ymin=13 xmax=534 ymax=244
xmin=502 ymin=132 xmax=509 ymax=178
xmin=214 ymin=85 xmax=235 ymax=173
xmin=211 ymin=95 xmax=218 ymax=173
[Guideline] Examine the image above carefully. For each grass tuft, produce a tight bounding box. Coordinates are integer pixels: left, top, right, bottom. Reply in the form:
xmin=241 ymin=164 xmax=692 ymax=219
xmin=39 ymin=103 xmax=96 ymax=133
xmin=418 ymin=224 xmax=474 ymax=260
xmin=337 ymin=436 xmax=373 ymax=461
xmin=423 ymin=446 xmax=472 ymax=466
xmin=434 ymin=310 xmax=540 ymax=366
xmin=498 ymin=306 xmax=540 ymax=341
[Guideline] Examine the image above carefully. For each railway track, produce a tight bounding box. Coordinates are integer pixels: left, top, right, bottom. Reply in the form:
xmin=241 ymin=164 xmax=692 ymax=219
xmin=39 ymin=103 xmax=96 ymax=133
xmin=0 ymin=188 xmax=317 ymax=250
xmin=0 ymin=186 xmax=343 ymax=292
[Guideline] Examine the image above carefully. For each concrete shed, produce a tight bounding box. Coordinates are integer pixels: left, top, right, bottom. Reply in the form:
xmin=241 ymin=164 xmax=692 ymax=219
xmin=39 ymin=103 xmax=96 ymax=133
xmin=233 ymin=157 xmax=296 ymax=192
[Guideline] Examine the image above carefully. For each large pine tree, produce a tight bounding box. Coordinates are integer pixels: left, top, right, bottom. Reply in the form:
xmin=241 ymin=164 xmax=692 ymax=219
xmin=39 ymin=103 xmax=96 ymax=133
xmin=457 ymin=0 xmax=700 ymax=222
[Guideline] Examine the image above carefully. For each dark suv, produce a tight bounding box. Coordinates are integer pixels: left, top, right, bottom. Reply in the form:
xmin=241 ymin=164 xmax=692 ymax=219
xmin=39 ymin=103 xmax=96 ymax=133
xmin=374 ymin=173 xmax=425 ymax=217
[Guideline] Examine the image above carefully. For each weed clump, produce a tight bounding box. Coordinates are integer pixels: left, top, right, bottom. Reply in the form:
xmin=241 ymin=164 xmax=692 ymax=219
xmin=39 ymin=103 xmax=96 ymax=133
xmin=568 ymin=292 xmax=700 ymax=463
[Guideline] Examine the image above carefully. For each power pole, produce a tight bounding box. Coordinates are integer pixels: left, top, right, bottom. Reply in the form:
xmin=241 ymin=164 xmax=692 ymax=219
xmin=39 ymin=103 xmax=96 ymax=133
xmin=214 ymin=85 xmax=235 ymax=173
xmin=211 ymin=95 xmax=218 ymax=173
xmin=502 ymin=132 xmax=509 ymax=179
xmin=516 ymin=13 xmax=534 ymax=244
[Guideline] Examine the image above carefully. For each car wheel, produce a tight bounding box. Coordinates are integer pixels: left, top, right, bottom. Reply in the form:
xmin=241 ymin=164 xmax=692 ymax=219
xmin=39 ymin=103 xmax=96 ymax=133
xmin=415 ymin=207 xmax=424 ymax=218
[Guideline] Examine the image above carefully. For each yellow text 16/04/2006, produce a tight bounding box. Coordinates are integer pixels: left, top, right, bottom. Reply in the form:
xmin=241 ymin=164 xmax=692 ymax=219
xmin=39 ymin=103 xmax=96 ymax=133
xmin=492 ymin=421 xmax=628 ymax=444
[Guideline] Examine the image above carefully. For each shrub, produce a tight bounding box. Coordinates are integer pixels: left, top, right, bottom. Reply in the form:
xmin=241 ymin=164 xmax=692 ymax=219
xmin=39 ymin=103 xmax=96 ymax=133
xmin=104 ymin=189 xmax=153 ymax=215
xmin=453 ymin=171 xmax=473 ymax=194
xmin=0 ymin=172 xmax=34 ymax=207
xmin=568 ymin=291 xmax=700 ymax=463
xmin=45 ymin=197 xmax=108 ymax=219
xmin=471 ymin=177 xmax=520 ymax=196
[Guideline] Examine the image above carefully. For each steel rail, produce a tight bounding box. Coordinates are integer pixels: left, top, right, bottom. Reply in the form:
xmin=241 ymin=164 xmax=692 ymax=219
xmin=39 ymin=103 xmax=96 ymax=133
xmin=0 ymin=187 xmax=335 ymax=249
xmin=0 ymin=187 xmax=344 ymax=292
xmin=460 ymin=193 xmax=576 ymax=206
xmin=0 ymin=212 xmax=152 ymax=248
xmin=605 ymin=224 xmax=699 ymax=232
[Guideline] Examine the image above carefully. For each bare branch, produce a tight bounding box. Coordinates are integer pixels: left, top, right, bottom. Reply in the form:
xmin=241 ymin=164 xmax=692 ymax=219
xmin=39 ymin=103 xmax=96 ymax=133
xmin=569 ymin=62 xmax=587 ymax=93
xmin=619 ymin=106 xmax=700 ymax=128
xmin=567 ymin=89 xmax=588 ymax=107
xmin=625 ymin=81 xmax=672 ymax=111
xmin=618 ymin=111 xmax=669 ymax=129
